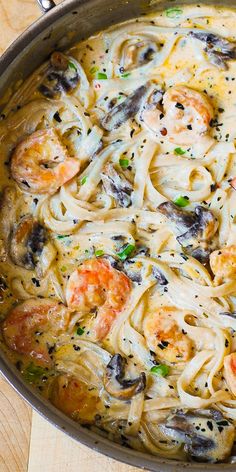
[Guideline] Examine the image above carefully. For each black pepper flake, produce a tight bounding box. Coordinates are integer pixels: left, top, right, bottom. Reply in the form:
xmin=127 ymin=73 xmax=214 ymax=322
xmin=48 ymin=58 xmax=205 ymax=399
xmin=187 ymin=124 xmax=192 ymax=130
xmin=225 ymin=339 xmax=229 ymax=347
xmin=175 ymin=102 xmax=184 ymax=110
xmin=32 ymin=278 xmax=40 ymax=287
xmin=54 ymin=111 xmax=62 ymax=123
xmin=73 ymin=344 xmax=80 ymax=351
xmin=130 ymin=129 xmax=135 ymax=138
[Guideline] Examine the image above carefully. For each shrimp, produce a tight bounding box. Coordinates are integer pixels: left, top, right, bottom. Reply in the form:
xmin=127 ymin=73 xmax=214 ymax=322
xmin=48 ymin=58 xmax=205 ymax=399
xmin=143 ymin=307 xmax=193 ymax=363
xmin=142 ymin=85 xmax=213 ymax=145
xmin=49 ymin=374 xmax=103 ymax=423
xmin=66 ymin=258 xmax=132 ymax=341
xmin=11 ymin=128 xmax=80 ymax=194
xmin=210 ymin=245 xmax=236 ymax=284
xmin=2 ymin=298 xmax=70 ymax=365
xmin=224 ymin=353 xmax=236 ymax=396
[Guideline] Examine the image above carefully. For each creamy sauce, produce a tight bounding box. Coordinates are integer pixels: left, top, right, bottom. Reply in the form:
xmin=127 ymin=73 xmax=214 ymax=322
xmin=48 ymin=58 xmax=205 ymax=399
xmin=0 ymin=4 xmax=236 ymax=463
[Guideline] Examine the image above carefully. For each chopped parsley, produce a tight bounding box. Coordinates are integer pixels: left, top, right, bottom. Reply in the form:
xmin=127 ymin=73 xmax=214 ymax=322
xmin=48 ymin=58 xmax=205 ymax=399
xmin=174 ymin=147 xmax=186 ymax=155
xmin=68 ymin=61 xmax=77 ymax=71
xmin=165 ymin=7 xmax=183 ymax=18
xmin=150 ymin=364 xmax=170 ymax=377
xmin=76 ymin=326 xmax=85 ymax=336
xmin=95 ymin=249 xmax=104 ymax=257
xmin=96 ymin=72 xmax=108 ymax=80
xmin=81 ymin=176 xmax=88 ymax=185
xmin=119 ymin=158 xmax=129 ymax=168
xmin=174 ymin=195 xmax=190 ymax=207
xmin=121 ymin=72 xmax=131 ymax=78
xmin=24 ymin=363 xmax=45 ymax=383
xmin=117 ymin=244 xmax=135 ymax=261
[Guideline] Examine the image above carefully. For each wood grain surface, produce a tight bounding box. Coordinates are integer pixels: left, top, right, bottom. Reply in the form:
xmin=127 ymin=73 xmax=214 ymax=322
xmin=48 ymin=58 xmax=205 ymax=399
xmin=0 ymin=1 xmax=146 ymax=471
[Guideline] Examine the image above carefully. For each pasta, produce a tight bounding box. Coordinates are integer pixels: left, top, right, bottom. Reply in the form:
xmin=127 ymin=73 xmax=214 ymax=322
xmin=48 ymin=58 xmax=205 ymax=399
xmin=1 ymin=3 xmax=236 ymax=463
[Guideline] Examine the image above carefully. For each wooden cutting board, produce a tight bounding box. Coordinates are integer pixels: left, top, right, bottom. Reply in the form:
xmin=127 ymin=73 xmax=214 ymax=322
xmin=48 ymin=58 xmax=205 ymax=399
xmin=0 ymin=1 xmax=146 ymax=471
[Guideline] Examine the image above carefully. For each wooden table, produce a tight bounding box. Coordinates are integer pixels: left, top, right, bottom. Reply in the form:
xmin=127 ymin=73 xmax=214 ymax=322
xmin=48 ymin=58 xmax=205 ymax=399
xmin=0 ymin=2 xmax=144 ymax=471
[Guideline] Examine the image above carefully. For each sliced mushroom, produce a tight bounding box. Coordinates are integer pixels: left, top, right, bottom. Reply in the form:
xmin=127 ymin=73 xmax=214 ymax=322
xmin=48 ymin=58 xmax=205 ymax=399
xmin=189 ymin=31 xmax=236 ymax=70
xmin=152 ymin=266 xmax=168 ymax=285
xmin=101 ymin=85 xmax=148 ymax=131
xmin=160 ymin=409 xmax=234 ymax=463
xmin=101 ymin=164 xmax=133 ymax=207
xmin=121 ymin=39 xmax=159 ymax=71
xmin=157 ymin=202 xmax=218 ymax=262
xmin=10 ymin=215 xmax=47 ymax=270
xmin=139 ymin=88 xmax=163 ymax=129
xmin=104 ymin=354 xmax=146 ymax=400
xmin=38 ymin=52 xmax=79 ymax=99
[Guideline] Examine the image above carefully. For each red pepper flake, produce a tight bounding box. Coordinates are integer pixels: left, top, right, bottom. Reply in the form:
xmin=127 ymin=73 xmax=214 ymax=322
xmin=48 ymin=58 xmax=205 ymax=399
xmin=160 ymin=127 xmax=167 ymax=136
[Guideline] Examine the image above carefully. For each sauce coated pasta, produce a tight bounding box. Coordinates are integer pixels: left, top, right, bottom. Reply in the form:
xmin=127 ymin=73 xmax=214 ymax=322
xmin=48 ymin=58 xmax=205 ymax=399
xmin=1 ymin=4 xmax=236 ymax=463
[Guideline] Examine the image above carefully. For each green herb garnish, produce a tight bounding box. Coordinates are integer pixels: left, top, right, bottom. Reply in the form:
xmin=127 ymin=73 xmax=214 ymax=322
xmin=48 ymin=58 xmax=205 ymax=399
xmin=68 ymin=61 xmax=77 ymax=71
xmin=174 ymin=195 xmax=190 ymax=207
xmin=90 ymin=66 xmax=99 ymax=75
xmin=95 ymin=249 xmax=104 ymax=257
xmin=150 ymin=364 xmax=170 ymax=377
xmin=61 ymin=266 xmax=67 ymax=272
xmin=81 ymin=176 xmax=88 ymax=185
xmin=121 ymin=72 xmax=131 ymax=78
xmin=57 ymin=235 xmax=70 ymax=239
xmin=117 ymin=244 xmax=135 ymax=261
xmin=76 ymin=326 xmax=85 ymax=335
xmin=119 ymin=158 xmax=129 ymax=169
xmin=165 ymin=7 xmax=183 ymax=18
xmin=174 ymin=147 xmax=186 ymax=155
xmin=24 ymin=363 xmax=45 ymax=383
xmin=96 ymin=72 xmax=108 ymax=80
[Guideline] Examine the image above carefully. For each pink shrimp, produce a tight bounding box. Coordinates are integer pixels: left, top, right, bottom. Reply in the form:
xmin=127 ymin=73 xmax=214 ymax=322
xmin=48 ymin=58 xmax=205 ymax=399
xmin=11 ymin=128 xmax=80 ymax=194
xmin=2 ymin=298 xmax=70 ymax=365
xmin=66 ymin=258 xmax=132 ymax=340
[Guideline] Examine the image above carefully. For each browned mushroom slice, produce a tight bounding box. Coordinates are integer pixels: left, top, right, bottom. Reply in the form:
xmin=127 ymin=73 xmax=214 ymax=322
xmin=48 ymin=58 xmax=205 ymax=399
xmin=189 ymin=31 xmax=236 ymax=70
xmin=104 ymin=354 xmax=146 ymax=400
xmin=101 ymin=85 xmax=148 ymax=131
xmin=101 ymin=164 xmax=133 ymax=208
xmin=10 ymin=215 xmax=47 ymax=270
xmin=157 ymin=202 xmax=218 ymax=262
xmin=38 ymin=52 xmax=79 ymax=99
xmin=160 ymin=409 xmax=234 ymax=463
xmin=121 ymin=39 xmax=159 ymax=71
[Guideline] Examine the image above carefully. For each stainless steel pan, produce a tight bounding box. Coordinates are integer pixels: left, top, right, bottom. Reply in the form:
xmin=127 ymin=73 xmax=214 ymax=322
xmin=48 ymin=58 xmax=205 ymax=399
xmin=0 ymin=1 xmax=235 ymax=470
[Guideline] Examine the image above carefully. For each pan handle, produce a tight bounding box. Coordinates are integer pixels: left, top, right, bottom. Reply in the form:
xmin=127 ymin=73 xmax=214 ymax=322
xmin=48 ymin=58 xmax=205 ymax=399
xmin=37 ymin=0 xmax=56 ymax=12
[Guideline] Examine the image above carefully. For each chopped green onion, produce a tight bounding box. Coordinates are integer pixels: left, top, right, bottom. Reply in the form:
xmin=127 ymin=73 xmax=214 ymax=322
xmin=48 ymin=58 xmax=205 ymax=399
xmin=24 ymin=363 xmax=45 ymax=383
xmin=61 ymin=266 xmax=67 ymax=272
xmin=95 ymin=249 xmax=104 ymax=257
xmin=96 ymin=72 xmax=108 ymax=80
xmin=119 ymin=158 xmax=129 ymax=168
xmin=174 ymin=147 xmax=186 ymax=155
xmin=68 ymin=61 xmax=77 ymax=71
xmin=57 ymin=234 xmax=70 ymax=239
xmin=174 ymin=195 xmax=190 ymax=207
xmin=81 ymin=176 xmax=87 ymax=185
xmin=76 ymin=326 xmax=84 ymax=335
xmin=121 ymin=72 xmax=131 ymax=78
xmin=90 ymin=66 xmax=99 ymax=75
xmin=165 ymin=7 xmax=183 ymax=18
xmin=117 ymin=244 xmax=135 ymax=261
xmin=150 ymin=364 xmax=169 ymax=377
